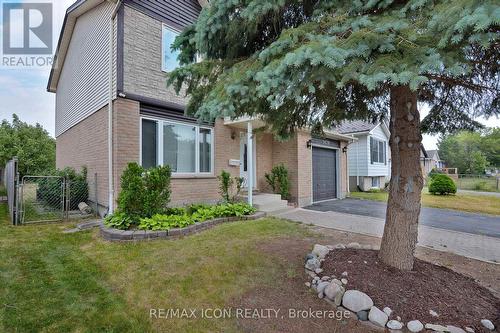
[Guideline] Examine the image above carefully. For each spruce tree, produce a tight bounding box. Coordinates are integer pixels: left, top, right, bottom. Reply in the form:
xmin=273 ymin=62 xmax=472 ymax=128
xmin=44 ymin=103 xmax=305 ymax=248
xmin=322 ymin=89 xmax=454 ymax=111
xmin=168 ymin=0 xmax=499 ymax=270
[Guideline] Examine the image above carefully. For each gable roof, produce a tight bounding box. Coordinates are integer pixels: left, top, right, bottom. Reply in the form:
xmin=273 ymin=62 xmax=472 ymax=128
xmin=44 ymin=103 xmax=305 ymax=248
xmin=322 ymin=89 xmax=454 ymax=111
xmin=335 ymin=120 xmax=379 ymax=134
xmin=426 ymin=150 xmax=440 ymax=160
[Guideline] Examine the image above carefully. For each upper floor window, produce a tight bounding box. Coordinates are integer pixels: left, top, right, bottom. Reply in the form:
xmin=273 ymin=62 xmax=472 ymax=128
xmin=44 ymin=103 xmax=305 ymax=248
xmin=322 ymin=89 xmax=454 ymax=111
xmin=370 ymin=137 xmax=386 ymax=164
xmin=162 ymin=25 xmax=180 ymax=72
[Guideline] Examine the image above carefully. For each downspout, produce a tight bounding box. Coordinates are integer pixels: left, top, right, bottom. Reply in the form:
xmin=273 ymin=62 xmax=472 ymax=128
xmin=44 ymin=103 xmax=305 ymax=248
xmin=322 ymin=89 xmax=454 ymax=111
xmin=107 ymin=0 xmax=122 ymax=215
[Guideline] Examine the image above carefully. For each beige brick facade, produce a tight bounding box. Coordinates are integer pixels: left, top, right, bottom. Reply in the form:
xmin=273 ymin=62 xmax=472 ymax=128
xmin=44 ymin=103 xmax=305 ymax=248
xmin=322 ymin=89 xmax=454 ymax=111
xmin=122 ymin=5 xmax=188 ymax=106
xmin=56 ymin=106 xmax=109 ymax=208
xmin=57 ymin=100 xmax=350 ymax=211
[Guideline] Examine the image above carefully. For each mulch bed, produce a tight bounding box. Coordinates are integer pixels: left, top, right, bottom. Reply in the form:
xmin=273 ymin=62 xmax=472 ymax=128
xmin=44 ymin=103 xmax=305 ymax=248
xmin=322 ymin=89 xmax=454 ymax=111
xmin=321 ymin=249 xmax=500 ymax=332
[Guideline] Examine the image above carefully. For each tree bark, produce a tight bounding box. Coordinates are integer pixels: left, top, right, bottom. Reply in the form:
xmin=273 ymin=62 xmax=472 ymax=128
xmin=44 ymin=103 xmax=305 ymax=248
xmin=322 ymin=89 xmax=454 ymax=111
xmin=378 ymin=85 xmax=424 ymax=271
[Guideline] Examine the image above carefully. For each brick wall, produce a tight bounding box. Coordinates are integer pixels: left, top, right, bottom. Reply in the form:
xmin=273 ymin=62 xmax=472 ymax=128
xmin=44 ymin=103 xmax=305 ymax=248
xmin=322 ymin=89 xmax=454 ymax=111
xmin=56 ymin=106 xmax=109 ymax=208
xmin=122 ymin=6 xmax=187 ymax=105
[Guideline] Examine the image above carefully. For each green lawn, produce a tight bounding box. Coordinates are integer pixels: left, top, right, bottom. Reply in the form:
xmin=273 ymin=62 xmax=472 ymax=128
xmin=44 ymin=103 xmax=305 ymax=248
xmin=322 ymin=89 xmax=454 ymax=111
xmin=349 ymin=190 xmax=500 ymax=215
xmin=0 ymin=185 xmax=6 ymax=196
xmin=0 ymin=204 xmax=312 ymax=332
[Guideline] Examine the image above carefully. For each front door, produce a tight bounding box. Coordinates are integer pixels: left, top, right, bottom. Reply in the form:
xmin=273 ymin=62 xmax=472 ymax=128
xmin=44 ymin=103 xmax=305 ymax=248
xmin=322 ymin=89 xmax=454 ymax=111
xmin=240 ymin=134 xmax=256 ymax=188
xmin=312 ymin=147 xmax=337 ymax=202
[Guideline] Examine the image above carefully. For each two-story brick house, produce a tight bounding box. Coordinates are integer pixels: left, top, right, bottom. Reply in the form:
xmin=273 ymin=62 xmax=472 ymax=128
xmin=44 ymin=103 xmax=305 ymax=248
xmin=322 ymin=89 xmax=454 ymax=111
xmin=48 ymin=0 xmax=354 ymax=215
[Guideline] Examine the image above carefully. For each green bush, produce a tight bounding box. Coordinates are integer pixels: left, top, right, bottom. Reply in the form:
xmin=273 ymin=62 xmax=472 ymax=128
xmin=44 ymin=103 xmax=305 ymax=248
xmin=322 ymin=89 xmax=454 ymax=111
xmin=217 ymin=170 xmax=244 ymax=203
xmin=104 ymin=211 xmax=134 ymax=230
xmin=137 ymin=203 xmax=256 ymax=231
xmin=117 ymin=163 xmax=171 ymax=220
xmin=265 ymin=164 xmax=291 ymax=200
xmin=429 ymin=174 xmax=457 ymax=195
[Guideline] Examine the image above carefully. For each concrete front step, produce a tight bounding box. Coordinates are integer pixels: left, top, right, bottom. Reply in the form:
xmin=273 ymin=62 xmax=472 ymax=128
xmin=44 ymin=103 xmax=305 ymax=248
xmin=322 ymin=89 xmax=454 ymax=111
xmin=254 ymin=201 xmax=289 ymax=213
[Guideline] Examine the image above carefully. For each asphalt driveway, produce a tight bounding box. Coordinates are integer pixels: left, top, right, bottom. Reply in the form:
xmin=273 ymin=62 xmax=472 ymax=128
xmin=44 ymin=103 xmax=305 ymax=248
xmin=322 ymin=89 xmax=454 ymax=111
xmin=305 ymin=198 xmax=500 ymax=238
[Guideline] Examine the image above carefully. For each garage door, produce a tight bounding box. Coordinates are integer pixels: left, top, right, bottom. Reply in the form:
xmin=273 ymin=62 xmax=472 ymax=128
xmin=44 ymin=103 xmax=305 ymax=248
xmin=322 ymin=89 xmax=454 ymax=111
xmin=312 ymin=147 xmax=337 ymax=202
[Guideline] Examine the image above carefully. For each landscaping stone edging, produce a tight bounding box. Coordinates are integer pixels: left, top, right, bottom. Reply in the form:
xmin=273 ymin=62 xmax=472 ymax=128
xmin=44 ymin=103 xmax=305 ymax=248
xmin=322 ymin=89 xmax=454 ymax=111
xmin=304 ymin=243 xmax=497 ymax=333
xmin=100 ymin=212 xmax=267 ymax=242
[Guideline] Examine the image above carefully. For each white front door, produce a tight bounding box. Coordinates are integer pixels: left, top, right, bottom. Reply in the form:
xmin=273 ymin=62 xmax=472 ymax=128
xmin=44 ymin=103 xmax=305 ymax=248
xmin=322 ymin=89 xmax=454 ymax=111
xmin=240 ymin=134 xmax=256 ymax=188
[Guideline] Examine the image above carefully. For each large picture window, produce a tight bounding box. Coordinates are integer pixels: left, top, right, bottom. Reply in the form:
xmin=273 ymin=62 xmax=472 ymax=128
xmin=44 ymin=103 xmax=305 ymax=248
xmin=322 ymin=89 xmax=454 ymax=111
xmin=370 ymin=137 xmax=386 ymax=164
xmin=141 ymin=118 xmax=213 ymax=174
xmin=162 ymin=25 xmax=180 ymax=72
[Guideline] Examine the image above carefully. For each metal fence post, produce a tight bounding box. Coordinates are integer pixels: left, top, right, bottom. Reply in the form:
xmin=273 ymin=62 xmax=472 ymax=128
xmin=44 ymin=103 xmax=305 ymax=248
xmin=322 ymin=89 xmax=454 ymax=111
xmin=94 ymin=173 xmax=98 ymax=218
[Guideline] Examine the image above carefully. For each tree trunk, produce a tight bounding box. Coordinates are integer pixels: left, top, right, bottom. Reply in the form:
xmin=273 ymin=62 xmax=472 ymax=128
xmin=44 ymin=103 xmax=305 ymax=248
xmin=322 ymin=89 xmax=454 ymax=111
xmin=378 ymin=85 xmax=424 ymax=271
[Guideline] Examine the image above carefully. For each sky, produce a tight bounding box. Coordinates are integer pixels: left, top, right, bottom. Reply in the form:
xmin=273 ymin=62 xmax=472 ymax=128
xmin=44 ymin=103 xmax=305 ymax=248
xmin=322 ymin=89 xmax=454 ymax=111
xmin=0 ymin=0 xmax=498 ymax=150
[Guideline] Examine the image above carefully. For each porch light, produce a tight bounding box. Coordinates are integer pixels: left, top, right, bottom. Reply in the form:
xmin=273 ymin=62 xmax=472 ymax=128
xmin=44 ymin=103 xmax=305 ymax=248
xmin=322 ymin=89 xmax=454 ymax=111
xmin=343 ymin=146 xmax=348 ymax=153
xmin=306 ymin=140 xmax=312 ymax=149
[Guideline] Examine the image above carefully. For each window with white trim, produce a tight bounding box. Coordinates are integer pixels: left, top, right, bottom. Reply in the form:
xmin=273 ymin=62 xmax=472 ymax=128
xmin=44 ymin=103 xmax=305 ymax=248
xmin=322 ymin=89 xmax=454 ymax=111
xmin=162 ymin=25 xmax=180 ymax=72
xmin=141 ymin=118 xmax=213 ymax=174
xmin=370 ymin=137 xmax=387 ymax=164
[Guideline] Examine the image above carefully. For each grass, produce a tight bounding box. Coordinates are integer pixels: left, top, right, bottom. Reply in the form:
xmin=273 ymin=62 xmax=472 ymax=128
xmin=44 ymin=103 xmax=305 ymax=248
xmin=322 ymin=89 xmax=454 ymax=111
xmin=0 ymin=203 xmax=312 ymax=332
xmin=349 ymin=190 xmax=500 ymax=215
xmin=0 ymin=185 xmax=6 ymax=196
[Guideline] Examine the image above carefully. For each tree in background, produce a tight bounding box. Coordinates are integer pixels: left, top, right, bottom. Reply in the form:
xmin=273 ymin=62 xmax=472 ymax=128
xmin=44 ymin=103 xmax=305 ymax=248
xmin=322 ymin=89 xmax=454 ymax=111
xmin=0 ymin=114 xmax=56 ymax=176
xmin=439 ymin=129 xmax=498 ymax=174
xmin=480 ymin=128 xmax=500 ymax=168
xmin=168 ymin=0 xmax=499 ymax=270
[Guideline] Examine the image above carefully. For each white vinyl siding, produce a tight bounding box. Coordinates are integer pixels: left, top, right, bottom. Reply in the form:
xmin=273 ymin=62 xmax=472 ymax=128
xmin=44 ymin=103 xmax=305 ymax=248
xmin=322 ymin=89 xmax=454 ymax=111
xmin=346 ymin=125 xmax=390 ymax=178
xmin=55 ymin=1 xmax=116 ymax=137
xmin=347 ymin=135 xmax=368 ymax=177
xmin=367 ymin=125 xmax=390 ymax=177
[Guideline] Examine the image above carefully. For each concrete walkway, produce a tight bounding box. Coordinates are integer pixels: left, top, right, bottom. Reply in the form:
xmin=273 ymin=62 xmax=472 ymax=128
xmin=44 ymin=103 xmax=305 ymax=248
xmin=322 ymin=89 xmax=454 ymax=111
xmin=274 ymin=208 xmax=500 ymax=264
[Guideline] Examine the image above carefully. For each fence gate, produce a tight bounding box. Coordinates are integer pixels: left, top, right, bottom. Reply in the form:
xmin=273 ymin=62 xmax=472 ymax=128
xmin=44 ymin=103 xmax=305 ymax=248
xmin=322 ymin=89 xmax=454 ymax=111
xmin=20 ymin=176 xmax=65 ymax=224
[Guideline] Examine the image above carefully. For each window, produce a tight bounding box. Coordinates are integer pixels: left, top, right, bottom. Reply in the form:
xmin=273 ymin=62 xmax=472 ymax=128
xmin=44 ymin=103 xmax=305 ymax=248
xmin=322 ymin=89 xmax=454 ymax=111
xmin=372 ymin=177 xmax=380 ymax=188
xmin=141 ymin=119 xmax=157 ymax=169
xmin=370 ymin=137 xmax=386 ymax=164
xmin=163 ymin=123 xmax=196 ymax=173
xmin=162 ymin=25 xmax=180 ymax=72
xmin=141 ymin=118 xmax=213 ymax=174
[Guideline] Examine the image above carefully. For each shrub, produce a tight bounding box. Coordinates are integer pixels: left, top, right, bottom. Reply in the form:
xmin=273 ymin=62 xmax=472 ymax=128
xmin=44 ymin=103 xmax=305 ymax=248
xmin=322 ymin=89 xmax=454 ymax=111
xmin=429 ymin=174 xmax=457 ymax=195
xmin=217 ymin=170 xmax=244 ymax=203
xmin=117 ymin=163 xmax=171 ymax=220
xmin=138 ymin=214 xmax=193 ymax=231
xmin=265 ymin=164 xmax=290 ymax=200
xmin=104 ymin=211 xmax=134 ymax=230
xmin=137 ymin=203 xmax=256 ymax=231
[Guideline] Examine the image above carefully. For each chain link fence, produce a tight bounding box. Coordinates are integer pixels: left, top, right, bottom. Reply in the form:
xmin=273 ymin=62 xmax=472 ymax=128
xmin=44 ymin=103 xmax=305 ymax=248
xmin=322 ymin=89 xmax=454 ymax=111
xmin=456 ymin=174 xmax=500 ymax=192
xmin=2 ymin=157 xmax=100 ymax=225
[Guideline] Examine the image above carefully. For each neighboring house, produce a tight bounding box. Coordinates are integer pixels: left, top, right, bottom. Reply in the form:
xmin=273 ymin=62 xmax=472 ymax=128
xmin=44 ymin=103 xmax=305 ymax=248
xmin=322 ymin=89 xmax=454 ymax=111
xmin=336 ymin=121 xmax=391 ymax=192
xmin=420 ymin=148 xmax=445 ymax=175
xmin=48 ymin=0 xmax=353 ymax=214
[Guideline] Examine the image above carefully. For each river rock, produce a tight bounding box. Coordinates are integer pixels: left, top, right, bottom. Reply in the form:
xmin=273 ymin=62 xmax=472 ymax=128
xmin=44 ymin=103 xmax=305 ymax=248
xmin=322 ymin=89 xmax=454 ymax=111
xmin=383 ymin=307 xmax=393 ymax=317
xmin=368 ymin=306 xmax=388 ymax=328
xmin=407 ymin=320 xmax=424 ymax=332
xmin=313 ymin=244 xmax=330 ymax=259
xmin=425 ymin=324 xmax=448 ymax=332
xmin=446 ymin=326 xmax=466 ymax=333
xmin=481 ymin=319 xmax=495 ymax=331
xmin=347 ymin=242 xmax=361 ymax=249
xmin=316 ymin=281 xmax=330 ymax=294
xmin=324 ymin=282 xmax=344 ymax=301
xmin=357 ymin=310 xmax=368 ymax=321
xmin=387 ymin=320 xmax=403 ymax=330
xmin=305 ymin=258 xmax=321 ymax=271
xmin=342 ymin=290 xmax=373 ymax=312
